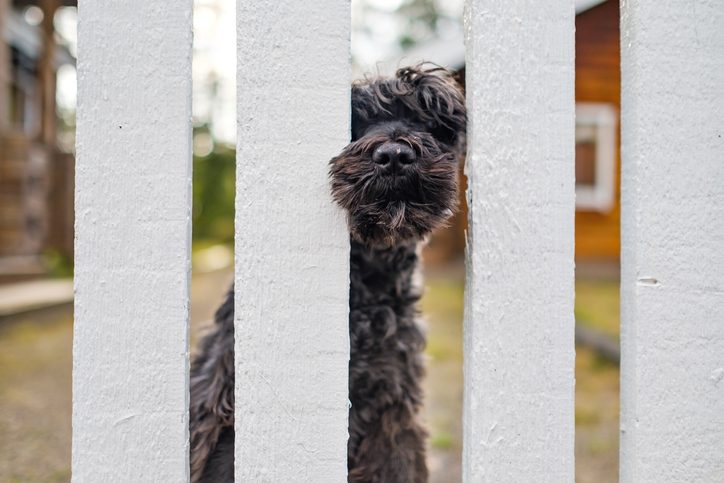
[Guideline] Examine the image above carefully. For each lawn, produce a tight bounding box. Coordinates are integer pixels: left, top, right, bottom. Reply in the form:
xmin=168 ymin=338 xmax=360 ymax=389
xmin=575 ymin=279 xmax=620 ymax=338
xmin=420 ymin=270 xmax=620 ymax=483
xmin=0 ymin=263 xmax=620 ymax=483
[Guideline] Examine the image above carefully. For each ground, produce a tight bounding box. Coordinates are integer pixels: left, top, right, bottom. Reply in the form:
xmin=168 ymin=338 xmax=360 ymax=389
xmin=421 ymin=269 xmax=620 ymax=483
xmin=0 ymin=264 xmax=620 ymax=482
xmin=0 ymin=307 xmax=72 ymax=483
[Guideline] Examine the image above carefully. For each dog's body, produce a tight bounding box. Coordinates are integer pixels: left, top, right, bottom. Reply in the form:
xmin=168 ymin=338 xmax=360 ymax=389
xmin=190 ymin=66 xmax=466 ymax=482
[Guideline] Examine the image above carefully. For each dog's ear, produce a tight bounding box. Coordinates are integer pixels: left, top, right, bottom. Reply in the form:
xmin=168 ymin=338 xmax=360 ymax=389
xmin=350 ymin=84 xmax=371 ymax=141
xmin=396 ymin=65 xmax=467 ymax=147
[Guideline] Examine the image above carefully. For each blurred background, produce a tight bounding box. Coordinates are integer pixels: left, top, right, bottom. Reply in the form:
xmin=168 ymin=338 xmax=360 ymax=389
xmin=0 ymin=0 xmax=621 ymax=481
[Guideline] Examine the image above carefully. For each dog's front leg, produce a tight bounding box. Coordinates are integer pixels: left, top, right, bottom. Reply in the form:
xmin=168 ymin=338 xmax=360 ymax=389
xmin=348 ymin=400 xmax=428 ymax=483
xmin=347 ymin=241 xmax=429 ymax=482
xmin=189 ymin=288 xmax=235 ymax=482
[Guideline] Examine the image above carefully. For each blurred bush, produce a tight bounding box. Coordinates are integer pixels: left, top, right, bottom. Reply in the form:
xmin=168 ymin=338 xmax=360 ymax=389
xmin=192 ymin=125 xmax=235 ymax=246
xmin=43 ymin=248 xmax=74 ymax=278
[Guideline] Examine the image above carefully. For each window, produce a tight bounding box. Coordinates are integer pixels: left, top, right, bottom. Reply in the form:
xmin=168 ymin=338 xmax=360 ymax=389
xmin=576 ymin=103 xmax=617 ymax=212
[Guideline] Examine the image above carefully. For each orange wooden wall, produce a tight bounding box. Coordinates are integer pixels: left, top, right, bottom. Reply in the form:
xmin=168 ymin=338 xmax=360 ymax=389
xmin=575 ymin=0 xmax=621 ymax=261
xmin=425 ymin=1 xmax=622 ymax=265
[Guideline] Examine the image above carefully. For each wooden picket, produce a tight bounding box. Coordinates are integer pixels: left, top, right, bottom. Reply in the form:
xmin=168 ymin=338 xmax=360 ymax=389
xmin=233 ymin=0 xmax=351 ymax=481
xmin=73 ymin=1 xmax=193 ymax=481
xmin=619 ymin=2 xmax=724 ymax=482
xmin=463 ymin=1 xmax=576 ymax=482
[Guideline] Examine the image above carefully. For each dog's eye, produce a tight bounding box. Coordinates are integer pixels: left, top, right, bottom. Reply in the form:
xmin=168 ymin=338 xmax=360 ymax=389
xmin=425 ymin=120 xmax=436 ymax=130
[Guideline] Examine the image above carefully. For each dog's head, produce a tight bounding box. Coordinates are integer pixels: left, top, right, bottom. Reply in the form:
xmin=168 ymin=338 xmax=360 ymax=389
xmin=330 ymin=65 xmax=466 ymax=248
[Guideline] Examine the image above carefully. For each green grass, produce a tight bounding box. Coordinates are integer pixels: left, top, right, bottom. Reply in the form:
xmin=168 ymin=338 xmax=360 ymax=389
xmin=575 ymin=279 xmax=620 ymax=338
xmin=419 ymin=273 xmax=621 ymax=482
xmin=430 ymin=431 xmax=455 ymax=450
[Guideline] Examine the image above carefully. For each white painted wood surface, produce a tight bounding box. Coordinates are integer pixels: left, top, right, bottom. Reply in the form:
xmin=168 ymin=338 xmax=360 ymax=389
xmin=73 ymin=1 xmax=193 ymax=481
xmin=463 ymin=2 xmax=575 ymax=481
xmin=619 ymin=1 xmax=724 ymax=482
xmin=0 ymin=0 xmax=9 ymax=130
xmin=235 ymin=1 xmax=351 ymax=481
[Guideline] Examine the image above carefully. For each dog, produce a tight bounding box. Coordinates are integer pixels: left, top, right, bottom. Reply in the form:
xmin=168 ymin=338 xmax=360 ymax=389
xmin=189 ymin=65 xmax=466 ymax=483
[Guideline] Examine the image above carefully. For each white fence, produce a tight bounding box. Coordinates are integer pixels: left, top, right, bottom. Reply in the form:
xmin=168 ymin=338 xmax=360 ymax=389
xmin=72 ymin=0 xmax=724 ymax=482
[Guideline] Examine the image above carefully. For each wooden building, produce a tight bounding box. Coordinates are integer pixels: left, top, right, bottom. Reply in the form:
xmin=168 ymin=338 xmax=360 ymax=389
xmin=574 ymin=0 xmax=620 ymax=262
xmin=0 ymin=0 xmax=76 ymax=280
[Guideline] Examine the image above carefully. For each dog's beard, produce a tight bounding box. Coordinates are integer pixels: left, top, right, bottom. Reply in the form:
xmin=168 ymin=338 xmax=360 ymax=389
xmin=330 ymin=132 xmax=458 ymax=248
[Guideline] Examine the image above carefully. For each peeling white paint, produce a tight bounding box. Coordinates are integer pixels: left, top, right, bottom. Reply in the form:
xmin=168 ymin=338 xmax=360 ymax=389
xmin=73 ymin=1 xmax=193 ymax=481
xmin=620 ymin=1 xmax=724 ymax=482
xmin=462 ymin=1 xmax=575 ymax=482
xmin=234 ymin=1 xmax=351 ymax=481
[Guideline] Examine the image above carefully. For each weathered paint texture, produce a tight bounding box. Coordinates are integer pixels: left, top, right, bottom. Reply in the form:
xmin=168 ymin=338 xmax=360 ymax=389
xmin=73 ymin=1 xmax=193 ymax=481
xmin=463 ymin=1 xmax=576 ymax=481
xmin=234 ymin=1 xmax=351 ymax=481
xmin=620 ymin=1 xmax=724 ymax=481
xmin=0 ymin=0 xmax=9 ymax=130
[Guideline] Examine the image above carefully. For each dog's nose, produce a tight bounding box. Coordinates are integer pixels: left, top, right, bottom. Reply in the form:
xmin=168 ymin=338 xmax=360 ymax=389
xmin=372 ymin=142 xmax=416 ymax=167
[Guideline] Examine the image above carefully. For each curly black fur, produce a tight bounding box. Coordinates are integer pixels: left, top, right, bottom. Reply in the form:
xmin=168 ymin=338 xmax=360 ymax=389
xmin=189 ymin=65 xmax=466 ymax=482
xmin=189 ymin=289 xmax=235 ymax=482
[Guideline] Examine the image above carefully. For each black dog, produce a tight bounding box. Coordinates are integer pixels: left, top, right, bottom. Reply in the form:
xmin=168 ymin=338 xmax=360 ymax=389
xmin=189 ymin=65 xmax=466 ymax=483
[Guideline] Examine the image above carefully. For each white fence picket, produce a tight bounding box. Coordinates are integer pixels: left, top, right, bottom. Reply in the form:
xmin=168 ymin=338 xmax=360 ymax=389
xmin=72 ymin=1 xmax=193 ymax=481
xmin=463 ymin=2 xmax=576 ymax=482
xmin=619 ymin=2 xmax=724 ymax=482
xmin=234 ymin=1 xmax=351 ymax=481
xmin=0 ymin=0 xmax=9 ymax=131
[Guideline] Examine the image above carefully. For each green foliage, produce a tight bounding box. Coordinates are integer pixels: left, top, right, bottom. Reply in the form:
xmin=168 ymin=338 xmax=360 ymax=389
xmin=430 ymin=431 xmax=454 ymax=449
xmin=192 ymin=127 xmax=235 ymax=245
xmin=395 ymin=0 xmax=440 ymax=47
xmin=43 ymin=248 xmax=74 ymax=278
xmin=353 ymin=0 xmax=448 ymax=59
